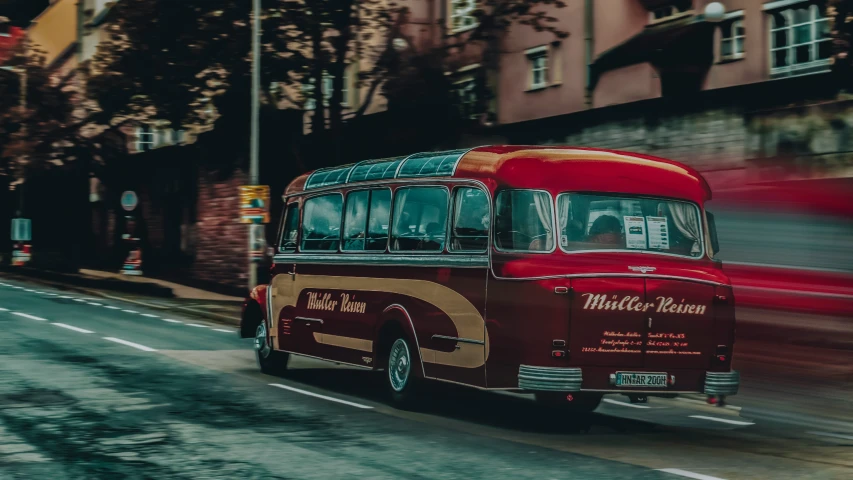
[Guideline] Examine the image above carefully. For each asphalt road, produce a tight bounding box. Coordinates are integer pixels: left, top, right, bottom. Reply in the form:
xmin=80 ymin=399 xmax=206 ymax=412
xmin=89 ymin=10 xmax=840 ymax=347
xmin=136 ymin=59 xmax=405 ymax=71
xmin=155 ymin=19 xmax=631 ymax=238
xmin=0 ymin=277 xmax=851 ymax=479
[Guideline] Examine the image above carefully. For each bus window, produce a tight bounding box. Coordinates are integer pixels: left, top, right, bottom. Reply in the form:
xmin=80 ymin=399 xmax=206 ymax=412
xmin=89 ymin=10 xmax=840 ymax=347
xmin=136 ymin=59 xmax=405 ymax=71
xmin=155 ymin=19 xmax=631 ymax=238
xmin=279 ymin=203 xmax=299 ymax=252
xmin=301 ymin=194 xmax=343 ymax=251
xmin=391 ymin=187 xmax=449 ymax=252
xmin=343 ymin=190 xmax=370 ymax=251
xmin=451 ymin=187 xmax=489 ymax=252
xmin=366 ymin=189 xmax=391 ymax=251
xmin=494 ymin=190 xmax=554 ymax=252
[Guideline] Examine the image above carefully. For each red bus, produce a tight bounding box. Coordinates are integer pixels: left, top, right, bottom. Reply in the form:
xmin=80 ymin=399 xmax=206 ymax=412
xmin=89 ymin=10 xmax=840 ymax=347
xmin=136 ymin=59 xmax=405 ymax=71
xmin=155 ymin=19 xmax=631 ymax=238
xmin=241 ymin=146 xmax=739 ymax=411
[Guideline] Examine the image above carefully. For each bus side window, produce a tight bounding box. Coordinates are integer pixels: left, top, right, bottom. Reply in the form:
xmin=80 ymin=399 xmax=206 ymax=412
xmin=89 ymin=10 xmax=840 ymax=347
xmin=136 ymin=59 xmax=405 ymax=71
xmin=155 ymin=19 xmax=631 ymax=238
xmin=343 ymin=190 xmax=370 ymax=251
xmin=366 ymin=189 xmax=391 ymax=251
xmin=451 ymin=187 xmax=489 ymax=252
xmin=301 ymin=194 xmax=343 ymax=251
xmin=391 ymin=187 xmax=449 ymax=252
xmin=279 ymin=203 xmax=299 ymax=252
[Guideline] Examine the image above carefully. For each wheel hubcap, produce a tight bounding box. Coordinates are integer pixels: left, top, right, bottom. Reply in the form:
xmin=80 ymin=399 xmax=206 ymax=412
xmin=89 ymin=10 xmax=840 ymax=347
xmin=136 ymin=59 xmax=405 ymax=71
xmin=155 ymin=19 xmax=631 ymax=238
xmin=388 ymin=339 xmax=411 ymax=392
xmin=255 ymin=322 xmax=271 ymax=359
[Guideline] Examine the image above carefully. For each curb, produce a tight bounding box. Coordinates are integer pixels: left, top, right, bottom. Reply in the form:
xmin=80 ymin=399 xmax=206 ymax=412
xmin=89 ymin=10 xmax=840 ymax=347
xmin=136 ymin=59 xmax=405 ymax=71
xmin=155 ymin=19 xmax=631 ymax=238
xmin=0 ymin=272 xmax=241 ymax=327
xmin=0 ymin=267 xmax=174 ymax=298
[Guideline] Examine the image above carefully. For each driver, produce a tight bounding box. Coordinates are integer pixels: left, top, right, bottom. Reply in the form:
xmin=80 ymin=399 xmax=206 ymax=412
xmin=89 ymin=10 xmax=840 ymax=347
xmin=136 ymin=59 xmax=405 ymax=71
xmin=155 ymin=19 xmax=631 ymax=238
xmin=587 ymin=215 xmax=623 ymax=247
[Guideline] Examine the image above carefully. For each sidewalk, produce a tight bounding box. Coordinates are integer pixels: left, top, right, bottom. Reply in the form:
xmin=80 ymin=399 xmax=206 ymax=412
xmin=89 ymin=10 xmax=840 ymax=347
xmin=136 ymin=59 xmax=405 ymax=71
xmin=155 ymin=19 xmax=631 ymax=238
xmin=0 ymin=266 xmax=244 ymax=325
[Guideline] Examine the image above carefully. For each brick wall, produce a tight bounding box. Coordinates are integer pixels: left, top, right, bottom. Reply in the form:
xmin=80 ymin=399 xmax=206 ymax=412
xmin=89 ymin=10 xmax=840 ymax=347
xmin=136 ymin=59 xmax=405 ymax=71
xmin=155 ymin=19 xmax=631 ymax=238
xmin=191 ymin=169 xmax=250 ymax=288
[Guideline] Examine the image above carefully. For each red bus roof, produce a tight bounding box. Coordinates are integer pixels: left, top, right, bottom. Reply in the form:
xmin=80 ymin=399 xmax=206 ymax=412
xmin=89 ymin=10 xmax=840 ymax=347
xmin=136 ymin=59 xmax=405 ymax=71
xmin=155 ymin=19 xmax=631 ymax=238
xmin=286 ymin=145 xmax=712 ymax=204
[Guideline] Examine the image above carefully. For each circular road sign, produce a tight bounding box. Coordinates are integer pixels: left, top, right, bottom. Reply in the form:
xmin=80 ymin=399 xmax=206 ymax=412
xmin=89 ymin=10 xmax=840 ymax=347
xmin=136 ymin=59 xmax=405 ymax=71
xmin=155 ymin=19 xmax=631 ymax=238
xmin=121 ymin=190 xmax=139 ymax=212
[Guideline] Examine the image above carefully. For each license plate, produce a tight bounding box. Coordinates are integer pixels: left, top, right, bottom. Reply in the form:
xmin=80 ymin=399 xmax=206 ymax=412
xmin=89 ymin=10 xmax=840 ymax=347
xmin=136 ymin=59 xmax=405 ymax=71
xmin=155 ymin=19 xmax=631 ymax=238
xmin=615 ymin=372 xmax=667 ymax=388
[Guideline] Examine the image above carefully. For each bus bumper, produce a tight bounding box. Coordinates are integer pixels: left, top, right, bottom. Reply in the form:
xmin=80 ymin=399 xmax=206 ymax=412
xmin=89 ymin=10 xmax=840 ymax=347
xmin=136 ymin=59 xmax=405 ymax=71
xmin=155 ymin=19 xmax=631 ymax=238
xmin=518 ymin=365 xmax=582 ymax=392
xmin=704 ymin=370 xmax=740 ymax=396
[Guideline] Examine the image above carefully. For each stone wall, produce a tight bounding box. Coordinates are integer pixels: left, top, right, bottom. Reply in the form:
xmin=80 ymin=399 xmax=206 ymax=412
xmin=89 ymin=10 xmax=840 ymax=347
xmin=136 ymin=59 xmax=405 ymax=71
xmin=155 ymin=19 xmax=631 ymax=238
xmin=190 ymin=169 xmax=250 ymax=288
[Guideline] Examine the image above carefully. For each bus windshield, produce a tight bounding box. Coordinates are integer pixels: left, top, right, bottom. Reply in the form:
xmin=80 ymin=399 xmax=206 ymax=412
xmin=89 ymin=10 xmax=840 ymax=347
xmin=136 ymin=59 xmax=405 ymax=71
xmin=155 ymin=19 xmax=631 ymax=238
xmin=556 ymin=193 xmax=704 ymax=258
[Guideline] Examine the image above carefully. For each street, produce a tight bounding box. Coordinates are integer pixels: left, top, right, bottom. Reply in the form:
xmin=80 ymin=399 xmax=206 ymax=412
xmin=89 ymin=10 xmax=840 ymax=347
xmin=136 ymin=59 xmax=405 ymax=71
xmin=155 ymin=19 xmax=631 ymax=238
xmin=1 ymin=276 xmax=851 ymax=480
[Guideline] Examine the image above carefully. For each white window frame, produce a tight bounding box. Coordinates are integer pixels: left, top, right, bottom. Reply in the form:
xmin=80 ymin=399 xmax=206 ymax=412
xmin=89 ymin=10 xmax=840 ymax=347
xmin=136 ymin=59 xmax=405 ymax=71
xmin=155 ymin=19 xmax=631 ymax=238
xmin=526 ymin=45 xmax=549 ymax=90
xmin=647 ymin=1 xmax=694 ymax=25
xmin=768 ymin=2 xmax=831 ymax=78
xmin=135 ymin=125 xmax=155 ymax=152
xmin=450 ymin=0 xmax=478 ymax=33
xmin=720 ymin=18 xmax=746 ymax=61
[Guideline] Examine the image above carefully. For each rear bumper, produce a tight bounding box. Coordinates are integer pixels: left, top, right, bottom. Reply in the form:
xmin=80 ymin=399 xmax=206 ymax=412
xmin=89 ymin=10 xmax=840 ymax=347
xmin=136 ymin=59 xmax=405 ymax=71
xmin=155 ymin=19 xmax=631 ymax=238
xmin=518 ymin=365 xmax=582 ymax=391
xmin=517 ymin=365 xmax=740 ymax=395
xmin=704 ymin=370 xmax=740 ymax=396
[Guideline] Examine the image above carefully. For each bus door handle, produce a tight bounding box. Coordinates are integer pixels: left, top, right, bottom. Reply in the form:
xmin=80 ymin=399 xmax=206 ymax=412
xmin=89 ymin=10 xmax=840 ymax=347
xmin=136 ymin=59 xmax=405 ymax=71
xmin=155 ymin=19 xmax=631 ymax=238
xmin=286 ymin=264 xmax=297 ymax=279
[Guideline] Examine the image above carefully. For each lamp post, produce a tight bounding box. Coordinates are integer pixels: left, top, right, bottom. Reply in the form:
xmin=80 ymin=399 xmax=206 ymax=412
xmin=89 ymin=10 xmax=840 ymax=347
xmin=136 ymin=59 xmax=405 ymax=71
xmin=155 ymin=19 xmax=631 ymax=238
xmin=248 ymin=0 xmax=261 ymax=290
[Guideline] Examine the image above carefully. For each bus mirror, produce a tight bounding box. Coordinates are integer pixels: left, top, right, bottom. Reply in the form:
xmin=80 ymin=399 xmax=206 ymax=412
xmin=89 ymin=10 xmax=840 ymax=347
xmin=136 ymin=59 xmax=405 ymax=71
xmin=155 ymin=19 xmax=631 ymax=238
xmin=707 ymin=212 xmax=720 ymax=256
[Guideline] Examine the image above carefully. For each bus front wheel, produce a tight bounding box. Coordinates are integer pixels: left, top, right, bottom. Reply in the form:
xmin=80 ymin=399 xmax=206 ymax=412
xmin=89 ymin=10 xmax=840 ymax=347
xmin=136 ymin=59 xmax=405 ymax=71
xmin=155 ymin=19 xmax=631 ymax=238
xmin=386 ymin=336 xmax=420 ymax=408
xmin=255 ymin=322 xmax=290 ymax=376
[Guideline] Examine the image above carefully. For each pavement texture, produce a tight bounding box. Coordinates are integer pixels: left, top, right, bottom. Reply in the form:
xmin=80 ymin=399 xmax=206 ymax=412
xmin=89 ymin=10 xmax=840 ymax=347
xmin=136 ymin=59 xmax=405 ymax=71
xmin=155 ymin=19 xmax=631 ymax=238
xmin=0 ymin=274 xmax=852 ymax=479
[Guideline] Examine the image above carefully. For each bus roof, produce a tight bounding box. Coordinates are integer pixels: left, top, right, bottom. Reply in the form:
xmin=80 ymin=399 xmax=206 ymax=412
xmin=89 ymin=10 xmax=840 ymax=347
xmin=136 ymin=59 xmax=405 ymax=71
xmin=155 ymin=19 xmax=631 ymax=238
xmin=285 ymin=145 xmax=712 ymax=203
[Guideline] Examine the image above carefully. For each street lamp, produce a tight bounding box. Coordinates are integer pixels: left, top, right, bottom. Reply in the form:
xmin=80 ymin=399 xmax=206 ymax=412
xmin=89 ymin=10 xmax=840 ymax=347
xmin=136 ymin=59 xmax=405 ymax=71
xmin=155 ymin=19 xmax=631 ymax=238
xmin=704 ymin=2 xmax=726 ymax=23
xmin=248 ymin=0 xmax=261 ymax=290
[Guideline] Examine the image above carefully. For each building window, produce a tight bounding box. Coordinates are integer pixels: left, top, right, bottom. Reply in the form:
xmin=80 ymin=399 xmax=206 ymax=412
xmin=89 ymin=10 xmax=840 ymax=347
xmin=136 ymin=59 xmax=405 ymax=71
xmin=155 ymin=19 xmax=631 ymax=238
xmin=526 ymin=46 xmax=549 ymax=89
xmin=720 ymin=19 xmax=745 ymax=61
xmin=135 ymin=125 xmax=155 ymax=152
xmin=648 ymin=0 xmax=693 ymax=23
xmin=303 ymin=70 xmax=351 ymax=110
xmin=450 ymin=0 xmax=478 ymax=33
xmin=302 ymin=78 xmax=317 ymax=110
xmin=769 ymin=3 xmax=831 ymax=77
xmin=455 ymin=77 xmax=478 ymax=120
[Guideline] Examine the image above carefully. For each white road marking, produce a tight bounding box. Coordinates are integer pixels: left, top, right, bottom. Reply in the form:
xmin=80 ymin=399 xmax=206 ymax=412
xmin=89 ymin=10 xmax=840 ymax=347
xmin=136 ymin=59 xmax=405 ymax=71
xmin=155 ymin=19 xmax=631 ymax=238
xmin=0 ymin=307 xmax=8 ymax=311
xmin=52 ymin=323 xmax=94 ymax=334
xmin=688 ymin=415 xmax=754 ymax=426
xmin=807 ymin=431 xmax=853 ymax=441
xmin=11 ymin=312 xmax=47 ymax=321
xmin=45 ymin=293 xmax=59 ymax=296
xmin=73 ymin=299 xmax=87 ymax=303
xmin=87 ymin=302 xmax=103 ymax=306
xmin=603 ymin=398 xmax=651 ymax=409
xmin=658 ymin=468 xmax=727 ymax=480
xmin=140 ymin=313 xmax=159 ymax=318
xmin=103 ymin=337 xmax=157 ymax=352
xmin=121 ymin=310 xmax=139 ymax=314
xmin=186 ymin=323 xmax=209 ymax=328
xmin=12 ymin=286 xmax=23 ymax=289
xmin=23 ymin=289 xmax=35 ymax=292
xmin=59 ymin=296 xmax=72 ymax=299
xmin=269 ymin=383 xmax=373 ymax=410
xmin=212 ymin=328 xmax=233 ymax=333
xmin=104 ymin=306 xmax=121 ymax=310
xmin=162 ymin=319 xmax=183 ymax=324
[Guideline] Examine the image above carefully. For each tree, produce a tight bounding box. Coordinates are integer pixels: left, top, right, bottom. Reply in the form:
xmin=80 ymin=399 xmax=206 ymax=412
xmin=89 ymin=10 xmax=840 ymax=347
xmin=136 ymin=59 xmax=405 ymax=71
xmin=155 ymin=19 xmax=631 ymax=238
xmin=829 ymin=0 xmax=853 ymax=90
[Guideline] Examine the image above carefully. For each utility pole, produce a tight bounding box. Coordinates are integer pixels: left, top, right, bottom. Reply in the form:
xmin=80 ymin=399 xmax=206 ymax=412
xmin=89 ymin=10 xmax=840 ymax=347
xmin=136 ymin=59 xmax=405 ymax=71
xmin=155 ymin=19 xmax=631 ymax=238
xmin=248 ymin=0 xmax=261 ymax=290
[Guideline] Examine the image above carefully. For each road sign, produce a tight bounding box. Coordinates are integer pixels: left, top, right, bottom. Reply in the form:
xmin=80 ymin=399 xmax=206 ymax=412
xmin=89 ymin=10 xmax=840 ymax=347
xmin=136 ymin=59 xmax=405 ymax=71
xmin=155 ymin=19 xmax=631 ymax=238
xmin=11 ymin=218 xmax=31 ymax=241
xmin=121 ymin=190 xmax=138 ymax=212
xmin=240 ymin=185 xmax=270 ymax=224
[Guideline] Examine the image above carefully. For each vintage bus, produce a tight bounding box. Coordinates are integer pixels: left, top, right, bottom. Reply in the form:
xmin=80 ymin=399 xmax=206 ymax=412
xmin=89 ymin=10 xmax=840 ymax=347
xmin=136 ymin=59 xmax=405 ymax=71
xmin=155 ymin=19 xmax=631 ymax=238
xmin=241 ymin=146 xmax=740 ymax=411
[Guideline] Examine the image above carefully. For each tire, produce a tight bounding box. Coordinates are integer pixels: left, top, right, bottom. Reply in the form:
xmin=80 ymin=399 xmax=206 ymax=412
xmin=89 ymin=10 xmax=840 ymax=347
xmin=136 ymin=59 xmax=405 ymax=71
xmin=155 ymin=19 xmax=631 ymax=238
xmin=535 ymin=392 xmax=603 ymax=414
xmin=254 ymin=321 xmax=289 ymax=376
xmin=386 ymin=336 xmax=420 ymax=408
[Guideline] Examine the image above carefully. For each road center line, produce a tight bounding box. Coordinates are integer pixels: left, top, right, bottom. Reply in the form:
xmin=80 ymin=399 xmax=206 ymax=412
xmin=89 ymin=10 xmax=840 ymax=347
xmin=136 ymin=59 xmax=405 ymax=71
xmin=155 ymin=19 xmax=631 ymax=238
xmin=121 ymin=310 xmax=139 ymax=314
xmin=59 ymin=296 xmax=72 ymax=299
xmin=104 ymin=306 xmax=121 ymax=310
xmin=140 ymin=313 xmax=159 ymax=318
xmin=807 ymin=431 xmax=853 ymax=441
xmin=23 ymin=289 xmax=35 ymax=292
xmin=268 ymin=383 xmax=373 ymax=410
xmin=73 ymin=299 xmax=87 ymax=303
xmin=212 ymin=328 xmax=233 ymax=333
xmin=603 ymin=398 xmax=651 ymax=409
xmin=0 ymin=307 xmax=8 ymax=311
xmin=103 ymin=337 xmax=157 ymax=352
xmin=162 ymin=319 xmax=183 ymax=324
xmin=688 ymin=415 xmax=754 ymax=426
xmin=52 ymin=323 xmax=94 ymax=334
xmin=87 ymin=302 xmax=103 ymax=306
xmin=11 ymin=312 xmax=48 ymax=321
xmin=657 ymin=468 xmax=727 ymax=480
xmin=186 ymin=323 xmax=209 ymax=328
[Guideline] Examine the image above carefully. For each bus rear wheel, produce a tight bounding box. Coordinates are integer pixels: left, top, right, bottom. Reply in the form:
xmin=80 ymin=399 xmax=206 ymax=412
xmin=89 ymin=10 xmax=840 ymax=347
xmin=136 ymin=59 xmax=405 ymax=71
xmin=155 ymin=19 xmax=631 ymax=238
xmin=255 ymin=322 xmax=289 ymax=376
xmin=535 ymin=392 xmax=602 ymax=414
xmin=386 ymin=336 xmax=420 ymax=408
